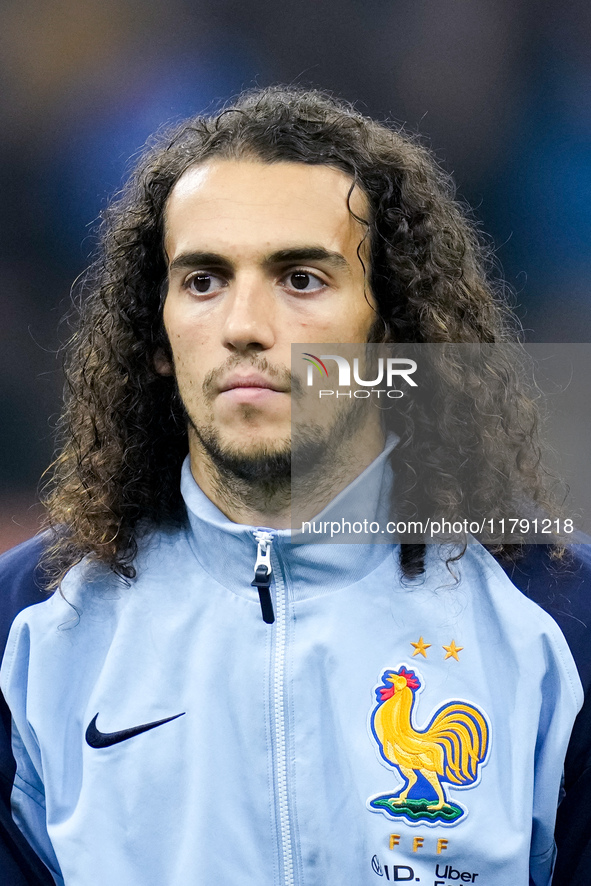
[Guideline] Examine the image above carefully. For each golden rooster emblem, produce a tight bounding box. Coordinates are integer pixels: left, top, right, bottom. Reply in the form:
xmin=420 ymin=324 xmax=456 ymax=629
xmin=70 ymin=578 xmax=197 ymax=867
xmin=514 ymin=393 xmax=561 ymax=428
xmin=369 ymin=667 xmax=489 ymax=824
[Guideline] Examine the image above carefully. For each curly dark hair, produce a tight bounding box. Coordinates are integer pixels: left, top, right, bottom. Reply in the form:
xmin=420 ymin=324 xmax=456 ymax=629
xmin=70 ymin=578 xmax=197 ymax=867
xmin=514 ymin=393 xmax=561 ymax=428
xmin=41 ymin=85 xmax=560 ymax=585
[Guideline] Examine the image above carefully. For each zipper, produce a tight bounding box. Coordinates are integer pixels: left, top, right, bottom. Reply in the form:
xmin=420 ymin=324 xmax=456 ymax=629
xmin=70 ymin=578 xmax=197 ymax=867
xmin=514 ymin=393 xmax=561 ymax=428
xmin=270 ymin=543 xmax=295 ymax=886
xmin=251 ymin=530 xmax=295 ymax=885
xmin=251 ymin=530 xmax=275 ymax=624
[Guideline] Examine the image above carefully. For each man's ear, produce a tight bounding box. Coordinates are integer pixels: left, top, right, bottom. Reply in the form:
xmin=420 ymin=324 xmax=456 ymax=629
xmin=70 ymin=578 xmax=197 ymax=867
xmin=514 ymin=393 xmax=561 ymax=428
xmin=154 ymin=347 xmax=174 ymax=376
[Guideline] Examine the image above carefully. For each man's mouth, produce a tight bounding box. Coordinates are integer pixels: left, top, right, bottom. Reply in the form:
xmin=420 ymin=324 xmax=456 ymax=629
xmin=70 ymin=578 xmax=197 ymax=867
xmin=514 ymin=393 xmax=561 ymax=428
xmin=217 ymin=373 xmax=290 ymax=402
xmin=219 ymin=373 xmax=289 ymax=394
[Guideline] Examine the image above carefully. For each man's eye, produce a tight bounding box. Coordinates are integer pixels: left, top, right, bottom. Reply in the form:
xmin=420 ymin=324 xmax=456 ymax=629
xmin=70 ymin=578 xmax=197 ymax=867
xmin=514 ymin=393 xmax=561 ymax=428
xmin=185 ymin=272 xmax=225 ymax=294
xmin=285 ymin=271 xmax=325 ymax=292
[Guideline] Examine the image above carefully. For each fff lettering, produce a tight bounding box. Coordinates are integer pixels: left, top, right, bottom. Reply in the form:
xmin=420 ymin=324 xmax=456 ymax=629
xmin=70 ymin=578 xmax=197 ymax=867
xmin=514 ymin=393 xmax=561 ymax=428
xmin=389 ymin=835 xmax=448 ymax=854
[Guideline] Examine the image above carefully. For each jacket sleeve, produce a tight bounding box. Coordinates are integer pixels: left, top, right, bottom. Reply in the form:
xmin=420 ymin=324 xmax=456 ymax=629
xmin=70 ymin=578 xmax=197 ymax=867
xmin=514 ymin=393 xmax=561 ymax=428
xmin=549 ymin=545 xmax=591 ymax=885
xmin=6 ymin=714 xmax=63 ymax=885
xmin=553 ymin=687 xmax=591 ymax=884
xmin=0 ymin=537 xmax=59 ymax=885
xmin=501 ymin=543 xmax=591 ymax=886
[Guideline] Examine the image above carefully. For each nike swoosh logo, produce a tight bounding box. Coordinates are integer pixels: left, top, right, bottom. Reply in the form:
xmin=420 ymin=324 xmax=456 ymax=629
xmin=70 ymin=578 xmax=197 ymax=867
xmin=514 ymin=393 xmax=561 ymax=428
xmin=85 ymin=712 xmax=185 ymax=748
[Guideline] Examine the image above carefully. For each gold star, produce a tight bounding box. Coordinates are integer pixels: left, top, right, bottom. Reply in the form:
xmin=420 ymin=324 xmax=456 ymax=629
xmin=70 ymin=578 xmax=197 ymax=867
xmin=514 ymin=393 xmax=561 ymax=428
xmin=442 ymin=640 xmax=464 ymax=661
xmin=411 ymin=636 xmax=431 ymax=658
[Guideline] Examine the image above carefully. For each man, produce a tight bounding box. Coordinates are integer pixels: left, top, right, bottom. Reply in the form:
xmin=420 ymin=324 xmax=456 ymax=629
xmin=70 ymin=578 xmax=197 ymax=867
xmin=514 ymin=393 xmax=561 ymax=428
xmin=0 ymin=86 xmax=590 ymax=886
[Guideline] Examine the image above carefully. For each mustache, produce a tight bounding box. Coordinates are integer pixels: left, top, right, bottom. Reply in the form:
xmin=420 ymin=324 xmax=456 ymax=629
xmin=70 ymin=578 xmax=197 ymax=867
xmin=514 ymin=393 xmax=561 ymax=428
xmin=201 ymin=354 xmax=304 ymax=400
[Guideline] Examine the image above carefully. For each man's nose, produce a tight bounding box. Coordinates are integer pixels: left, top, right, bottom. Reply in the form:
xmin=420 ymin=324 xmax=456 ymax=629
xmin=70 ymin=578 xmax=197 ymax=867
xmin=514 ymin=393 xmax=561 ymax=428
xmin=222 ymin=275 xmax=275 ymax=352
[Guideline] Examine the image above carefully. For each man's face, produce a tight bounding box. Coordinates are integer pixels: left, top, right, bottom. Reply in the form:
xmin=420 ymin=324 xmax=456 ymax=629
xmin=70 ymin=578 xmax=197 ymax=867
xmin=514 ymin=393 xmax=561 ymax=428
xmin=161 ymin=158 xmax=377 ymax=473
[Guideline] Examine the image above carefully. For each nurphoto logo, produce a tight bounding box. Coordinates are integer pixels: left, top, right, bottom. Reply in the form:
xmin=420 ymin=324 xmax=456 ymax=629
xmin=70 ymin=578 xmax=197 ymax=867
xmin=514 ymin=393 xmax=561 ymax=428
xmin=302 ymin=352 xmax=417 ymax=399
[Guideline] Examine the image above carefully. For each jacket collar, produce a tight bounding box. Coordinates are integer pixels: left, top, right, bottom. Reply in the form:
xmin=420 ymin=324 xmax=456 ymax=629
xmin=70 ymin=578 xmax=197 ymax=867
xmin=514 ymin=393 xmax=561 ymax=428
xmin=180 ymin=436 xmax=398 ymax=603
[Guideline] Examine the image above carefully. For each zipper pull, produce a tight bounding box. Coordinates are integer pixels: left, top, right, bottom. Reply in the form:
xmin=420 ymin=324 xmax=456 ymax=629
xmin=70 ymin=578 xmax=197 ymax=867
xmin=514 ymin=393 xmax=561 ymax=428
xmin=252 ymin=530 xmax=275 ymax=624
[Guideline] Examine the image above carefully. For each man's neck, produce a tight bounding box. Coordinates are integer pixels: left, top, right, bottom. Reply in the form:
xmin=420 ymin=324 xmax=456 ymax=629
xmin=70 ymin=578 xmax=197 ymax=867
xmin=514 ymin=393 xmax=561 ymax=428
xmin=188 ymin=422 xmax=386 ymax=528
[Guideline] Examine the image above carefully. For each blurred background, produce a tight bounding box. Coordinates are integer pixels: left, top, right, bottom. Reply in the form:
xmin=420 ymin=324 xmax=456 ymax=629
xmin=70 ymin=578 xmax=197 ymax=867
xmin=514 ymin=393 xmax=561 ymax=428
xmin=1 ymin=0 xmax=590 ymax=551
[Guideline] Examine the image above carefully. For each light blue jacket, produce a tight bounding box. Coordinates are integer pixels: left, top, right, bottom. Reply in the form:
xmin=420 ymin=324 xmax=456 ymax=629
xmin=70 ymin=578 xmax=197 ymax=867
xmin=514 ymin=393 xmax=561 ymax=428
xmin=0 ymin=454 xmax=583 ymax=885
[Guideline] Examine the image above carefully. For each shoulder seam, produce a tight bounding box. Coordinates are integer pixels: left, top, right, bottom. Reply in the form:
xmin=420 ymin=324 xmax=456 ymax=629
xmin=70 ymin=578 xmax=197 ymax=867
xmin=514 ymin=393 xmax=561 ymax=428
xmin=474 ymin=545 xmax=585 ymax=709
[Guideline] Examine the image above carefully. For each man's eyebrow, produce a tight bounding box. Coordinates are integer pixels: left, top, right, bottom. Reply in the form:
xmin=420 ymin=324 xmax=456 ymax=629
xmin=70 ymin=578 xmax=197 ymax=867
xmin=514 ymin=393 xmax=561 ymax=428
xmin=168 ymin=252 xmax=231 ymax=273
xmin=263 ymin=247 xmax=350 ymax=270
xmin=167 ymin=247 xmax=350 ymax=274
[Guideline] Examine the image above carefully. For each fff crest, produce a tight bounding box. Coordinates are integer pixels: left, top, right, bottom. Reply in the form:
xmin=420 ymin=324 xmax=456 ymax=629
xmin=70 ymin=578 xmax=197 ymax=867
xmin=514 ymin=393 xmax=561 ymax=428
xmin=367 ymin=665 xmax=490 ymax=826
